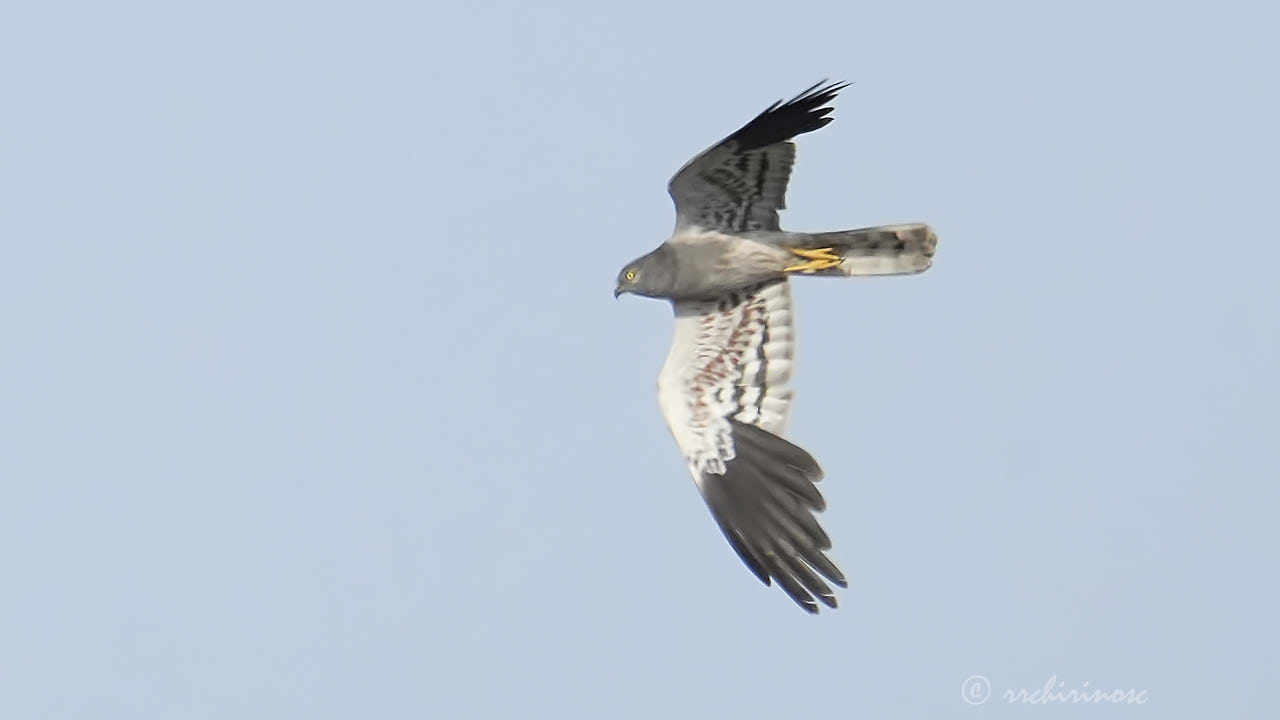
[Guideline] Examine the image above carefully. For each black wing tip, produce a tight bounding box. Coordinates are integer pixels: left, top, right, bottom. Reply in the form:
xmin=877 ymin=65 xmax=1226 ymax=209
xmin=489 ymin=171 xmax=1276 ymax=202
xmin=729 ymin=79 xmax=851 ymax=152
xmin=701 ymin=425 xmax=847 ymax=613
xmin=721 ymin=527 xmax=773 ymax=586
xmin=780 ymin=584 xmax=837 ymax=614
xmin=788 ymin=79 xmax=851 ymax=104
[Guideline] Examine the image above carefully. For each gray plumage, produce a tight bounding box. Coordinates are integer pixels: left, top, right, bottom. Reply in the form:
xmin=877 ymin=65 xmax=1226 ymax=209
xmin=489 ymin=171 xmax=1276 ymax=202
xmin=616 ymin=81 xmax=936 ymax=613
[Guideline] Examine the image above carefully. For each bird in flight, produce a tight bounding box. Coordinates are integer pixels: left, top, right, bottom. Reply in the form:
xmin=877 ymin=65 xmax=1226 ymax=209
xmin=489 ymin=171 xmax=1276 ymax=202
xmin=615 ymin=81 xmax=936 ymax=613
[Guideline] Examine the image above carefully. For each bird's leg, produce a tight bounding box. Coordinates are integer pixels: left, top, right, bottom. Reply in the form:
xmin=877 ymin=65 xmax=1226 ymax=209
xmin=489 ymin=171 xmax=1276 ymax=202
xmin=784 ymin=247 xmax=843 ymax=273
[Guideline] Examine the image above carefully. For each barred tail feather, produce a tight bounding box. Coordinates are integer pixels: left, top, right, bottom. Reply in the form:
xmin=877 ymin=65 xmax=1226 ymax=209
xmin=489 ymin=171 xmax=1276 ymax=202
xmin=802 ymin=223 xmax=937 ymax=277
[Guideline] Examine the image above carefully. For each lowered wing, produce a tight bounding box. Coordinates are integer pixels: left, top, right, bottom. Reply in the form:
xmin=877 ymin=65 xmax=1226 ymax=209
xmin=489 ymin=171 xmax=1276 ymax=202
xmin=656 ymin=279 xmax=846 ymax=612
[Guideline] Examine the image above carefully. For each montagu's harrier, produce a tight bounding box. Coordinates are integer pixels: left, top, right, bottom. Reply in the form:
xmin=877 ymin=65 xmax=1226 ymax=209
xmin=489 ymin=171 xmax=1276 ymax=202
xmin=615 ymin=81 xmax=936 ymax=613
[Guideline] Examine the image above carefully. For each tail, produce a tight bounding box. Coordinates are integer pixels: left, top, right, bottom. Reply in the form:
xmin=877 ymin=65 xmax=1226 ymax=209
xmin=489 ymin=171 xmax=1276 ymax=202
xmin=787 ymin=222 xmax=937 ymax=277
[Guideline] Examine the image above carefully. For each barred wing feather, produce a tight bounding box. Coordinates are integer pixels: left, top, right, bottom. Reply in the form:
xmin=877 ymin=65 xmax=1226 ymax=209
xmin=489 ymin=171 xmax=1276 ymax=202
xmin=667 ymin=81 xmax=847 ymax=235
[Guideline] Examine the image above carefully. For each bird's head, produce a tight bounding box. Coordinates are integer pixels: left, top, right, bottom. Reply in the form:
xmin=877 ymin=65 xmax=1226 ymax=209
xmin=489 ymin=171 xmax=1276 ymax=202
xmin=614 ymin=244 xmax=677 ymax=299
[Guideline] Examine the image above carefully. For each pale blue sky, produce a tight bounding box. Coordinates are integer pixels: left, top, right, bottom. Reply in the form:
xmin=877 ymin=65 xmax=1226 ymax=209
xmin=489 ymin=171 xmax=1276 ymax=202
xmin=2 ymin=1 xmax=1277 ymax=717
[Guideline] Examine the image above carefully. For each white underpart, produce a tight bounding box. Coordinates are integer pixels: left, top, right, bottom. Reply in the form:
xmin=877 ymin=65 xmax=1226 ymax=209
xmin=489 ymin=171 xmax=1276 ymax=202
xmin=839 ymin=254 xmax=928 ymax=276
xmin=657 ymin=281 xmax=796 ymax=482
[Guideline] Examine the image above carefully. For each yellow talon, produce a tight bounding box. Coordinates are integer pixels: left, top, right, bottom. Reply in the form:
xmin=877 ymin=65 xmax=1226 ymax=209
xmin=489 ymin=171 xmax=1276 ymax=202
xmin=789 ymin=246 xmax=841 ymax=261
xmin=784 ymin=246 xmax=843 ymax=273
xmin=784 ymin=259 xmax=826 ymax=273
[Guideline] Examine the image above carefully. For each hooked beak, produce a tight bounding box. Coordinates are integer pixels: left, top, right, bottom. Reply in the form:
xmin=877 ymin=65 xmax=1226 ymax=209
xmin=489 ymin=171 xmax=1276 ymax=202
xmin=614 ymin=285 xmax=623 ymax=299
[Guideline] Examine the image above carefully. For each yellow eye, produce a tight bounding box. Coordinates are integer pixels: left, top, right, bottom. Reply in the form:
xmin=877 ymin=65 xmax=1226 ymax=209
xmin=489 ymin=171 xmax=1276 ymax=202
xmin=625 ymin=270 xmax=637 ymax=281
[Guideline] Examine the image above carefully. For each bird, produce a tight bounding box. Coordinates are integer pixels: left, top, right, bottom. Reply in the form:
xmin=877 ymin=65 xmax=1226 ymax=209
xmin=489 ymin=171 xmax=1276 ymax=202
xmin=614 ymin=81 xmax=937 ymax=613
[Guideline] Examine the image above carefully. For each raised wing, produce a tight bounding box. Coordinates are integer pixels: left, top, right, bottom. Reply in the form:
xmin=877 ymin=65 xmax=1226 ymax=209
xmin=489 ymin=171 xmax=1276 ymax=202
xmin=656 ymin=279 xmax=846 ymax=612
xmin=668 ymin=81 xmax=848 ymax=235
